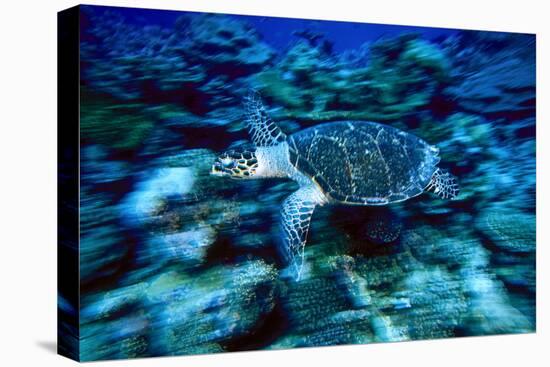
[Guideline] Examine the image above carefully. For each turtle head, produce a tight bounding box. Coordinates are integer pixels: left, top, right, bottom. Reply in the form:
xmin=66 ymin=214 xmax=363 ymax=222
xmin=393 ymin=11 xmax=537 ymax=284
xmin=211 ymin=149 xmax=259 ymax=179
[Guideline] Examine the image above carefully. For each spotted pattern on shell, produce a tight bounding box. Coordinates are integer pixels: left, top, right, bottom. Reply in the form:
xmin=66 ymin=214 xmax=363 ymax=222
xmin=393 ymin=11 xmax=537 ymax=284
xmin=288 ymin=121 xmax=440 ymax=205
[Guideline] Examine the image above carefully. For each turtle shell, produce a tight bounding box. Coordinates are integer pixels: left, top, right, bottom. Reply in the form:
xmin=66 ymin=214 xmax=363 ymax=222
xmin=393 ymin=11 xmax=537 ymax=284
xmin=287 ymin=121 xmax=440 ymax=205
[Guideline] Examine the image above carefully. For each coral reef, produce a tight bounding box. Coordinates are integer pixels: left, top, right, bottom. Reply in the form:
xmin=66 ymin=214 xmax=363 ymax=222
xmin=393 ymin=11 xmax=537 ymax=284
xmin=253 ymin=34 xmax=450 ymax=123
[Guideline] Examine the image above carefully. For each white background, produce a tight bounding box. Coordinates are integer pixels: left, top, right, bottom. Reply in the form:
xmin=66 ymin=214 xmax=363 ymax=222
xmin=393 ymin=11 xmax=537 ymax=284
xmin=0 ymin=0 xmax=547 ymax=365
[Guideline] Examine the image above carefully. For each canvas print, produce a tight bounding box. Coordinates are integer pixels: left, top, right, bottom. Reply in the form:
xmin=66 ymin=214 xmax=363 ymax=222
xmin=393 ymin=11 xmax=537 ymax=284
xmin=58 ymin=4 xmax=536 ymax=362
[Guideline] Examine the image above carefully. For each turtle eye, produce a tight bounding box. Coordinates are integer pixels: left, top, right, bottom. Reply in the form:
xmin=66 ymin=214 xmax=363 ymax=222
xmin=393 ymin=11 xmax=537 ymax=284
xmin=220 ymin=157 xmax=236 ymax=169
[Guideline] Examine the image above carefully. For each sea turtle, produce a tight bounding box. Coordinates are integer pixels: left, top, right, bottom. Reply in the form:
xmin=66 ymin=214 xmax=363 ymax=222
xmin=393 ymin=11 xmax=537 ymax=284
xmin=211 ymin=91 xmax=459 ymax=280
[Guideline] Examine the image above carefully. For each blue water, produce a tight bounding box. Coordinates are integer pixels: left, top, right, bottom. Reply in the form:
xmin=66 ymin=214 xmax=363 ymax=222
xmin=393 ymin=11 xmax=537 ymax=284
xmin=81 ymin=5 xmax=459 ymax=53
xmin=67 ymin=5 xmax=536 ymax=361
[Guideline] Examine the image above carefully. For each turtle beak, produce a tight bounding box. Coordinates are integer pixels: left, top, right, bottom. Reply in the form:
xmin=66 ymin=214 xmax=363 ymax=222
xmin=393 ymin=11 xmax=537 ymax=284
xmin=210 ymin=161 xmax=224 ymax=176
xmin=210 ymin=159 xmax=232 ymax=177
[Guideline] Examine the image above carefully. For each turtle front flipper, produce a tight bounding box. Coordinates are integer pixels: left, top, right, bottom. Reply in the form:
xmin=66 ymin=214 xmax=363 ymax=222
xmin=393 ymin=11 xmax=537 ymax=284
xmin=425 ymin=168 xmax=459 ymax=200
xmin=243 ymin=90 xmax=287 ymax=147
xmin=280 ymin=185 xmax=326 ymax=281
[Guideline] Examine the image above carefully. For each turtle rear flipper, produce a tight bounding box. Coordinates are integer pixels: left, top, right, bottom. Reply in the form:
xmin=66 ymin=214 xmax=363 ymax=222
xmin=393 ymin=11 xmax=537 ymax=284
xmin=426 ymin=168 xmax=459 ymax=200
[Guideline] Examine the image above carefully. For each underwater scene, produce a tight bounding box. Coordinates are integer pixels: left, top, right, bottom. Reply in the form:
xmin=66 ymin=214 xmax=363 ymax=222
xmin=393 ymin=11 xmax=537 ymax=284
xmin=73 ymin=5 xmax=535 ymax=361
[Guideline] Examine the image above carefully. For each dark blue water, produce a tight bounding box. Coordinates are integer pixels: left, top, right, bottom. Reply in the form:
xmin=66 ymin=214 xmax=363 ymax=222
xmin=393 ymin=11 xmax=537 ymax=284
xmin=82 ymin=5 xmax=458 ymax=53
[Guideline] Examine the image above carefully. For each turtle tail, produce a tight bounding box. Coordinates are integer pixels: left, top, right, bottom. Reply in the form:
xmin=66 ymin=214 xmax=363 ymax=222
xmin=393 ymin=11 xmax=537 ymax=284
xmin=426 ymin=168 xmax=459 ymax=200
